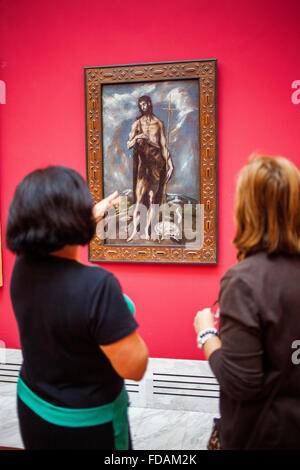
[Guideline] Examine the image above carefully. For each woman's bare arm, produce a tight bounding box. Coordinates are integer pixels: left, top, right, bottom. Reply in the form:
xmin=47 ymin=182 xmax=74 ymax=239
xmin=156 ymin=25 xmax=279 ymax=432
xmin=99 ymin=331 xmax=149 ymax=381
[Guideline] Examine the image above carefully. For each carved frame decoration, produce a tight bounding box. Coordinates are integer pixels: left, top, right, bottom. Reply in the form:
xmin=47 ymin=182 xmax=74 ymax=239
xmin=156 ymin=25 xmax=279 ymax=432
xmin=84 ymin=60 xmax=218 ymax=263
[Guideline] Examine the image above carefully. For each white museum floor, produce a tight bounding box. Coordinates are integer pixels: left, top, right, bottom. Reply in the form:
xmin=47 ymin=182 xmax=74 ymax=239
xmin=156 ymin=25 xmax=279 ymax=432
xmin=0 ymin=396 xmax=214 ymax=450
xmin=0 ymin=351 xmax=218 ymax=450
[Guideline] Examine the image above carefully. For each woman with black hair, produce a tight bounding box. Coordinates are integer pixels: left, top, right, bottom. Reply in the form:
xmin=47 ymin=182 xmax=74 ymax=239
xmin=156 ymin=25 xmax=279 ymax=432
xmin=6 ymin=166 xmax=149 ymax=450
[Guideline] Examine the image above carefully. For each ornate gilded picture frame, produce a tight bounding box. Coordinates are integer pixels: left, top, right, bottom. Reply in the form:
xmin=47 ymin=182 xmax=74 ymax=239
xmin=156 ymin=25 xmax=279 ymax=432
xmin=85 ymin=59 xmax=218 ymax=263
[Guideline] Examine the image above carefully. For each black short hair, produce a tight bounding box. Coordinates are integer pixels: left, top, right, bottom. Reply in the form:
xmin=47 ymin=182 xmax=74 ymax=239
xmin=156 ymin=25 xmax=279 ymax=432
xmin=6 ymin=166 xmax=96 ymax=257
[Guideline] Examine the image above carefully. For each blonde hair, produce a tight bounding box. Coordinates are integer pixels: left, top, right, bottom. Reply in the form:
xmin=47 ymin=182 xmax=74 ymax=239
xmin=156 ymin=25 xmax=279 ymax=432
xmin=233 ymin=154 xmax=300 ymax=261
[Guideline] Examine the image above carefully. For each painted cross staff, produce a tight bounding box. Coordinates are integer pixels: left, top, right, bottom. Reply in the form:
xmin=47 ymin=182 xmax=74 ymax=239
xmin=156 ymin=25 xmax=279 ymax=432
xmin=162 ymin=96 xmax=176 ymax=203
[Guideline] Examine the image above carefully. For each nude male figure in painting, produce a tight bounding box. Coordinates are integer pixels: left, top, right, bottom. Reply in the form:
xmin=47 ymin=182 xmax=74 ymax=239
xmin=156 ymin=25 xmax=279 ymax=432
xmin=126 ymin=96 xmax=173 ymax=241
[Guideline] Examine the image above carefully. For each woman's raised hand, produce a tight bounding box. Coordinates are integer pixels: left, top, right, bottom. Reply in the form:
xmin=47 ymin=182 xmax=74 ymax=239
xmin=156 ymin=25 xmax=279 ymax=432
xmin=93 ymin=191 xmax=120 ymax=223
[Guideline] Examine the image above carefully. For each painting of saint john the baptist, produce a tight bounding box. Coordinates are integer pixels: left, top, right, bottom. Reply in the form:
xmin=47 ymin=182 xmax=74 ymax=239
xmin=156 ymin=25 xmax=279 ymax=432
xmin=126 ymin=95 xmax=173 ymax=241
xmin=102 ymin=80 xmax=200 ymax=245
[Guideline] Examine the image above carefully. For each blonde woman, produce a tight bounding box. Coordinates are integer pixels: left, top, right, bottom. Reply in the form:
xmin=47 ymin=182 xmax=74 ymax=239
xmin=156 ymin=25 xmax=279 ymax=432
xmin=194 ymin=155 xmax=300 ymax=450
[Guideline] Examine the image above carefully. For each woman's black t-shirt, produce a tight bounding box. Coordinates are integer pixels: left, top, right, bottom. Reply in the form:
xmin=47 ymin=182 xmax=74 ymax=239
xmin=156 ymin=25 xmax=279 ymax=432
xmin=10 ymin=254 xmax=138 ymax=409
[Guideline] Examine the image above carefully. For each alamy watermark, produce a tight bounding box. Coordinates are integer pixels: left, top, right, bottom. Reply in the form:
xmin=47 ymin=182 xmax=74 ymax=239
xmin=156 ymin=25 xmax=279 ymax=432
xmin=291 ymin=80 xmax=300 ymax=105
xmin=0 ymin=80 xmax=6 ymax=104
xmin=0 ymin=340 xmax=6 ymax=364
xmin=96 ymin=199 xmax=204 ymax=248
xmin=291 ymin=340 xmax=300 ymax=365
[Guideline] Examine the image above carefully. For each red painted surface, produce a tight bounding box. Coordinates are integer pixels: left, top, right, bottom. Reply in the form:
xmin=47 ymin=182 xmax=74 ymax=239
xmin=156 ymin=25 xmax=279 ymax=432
xmin=0 ymin=0 xmax=300 ymax=359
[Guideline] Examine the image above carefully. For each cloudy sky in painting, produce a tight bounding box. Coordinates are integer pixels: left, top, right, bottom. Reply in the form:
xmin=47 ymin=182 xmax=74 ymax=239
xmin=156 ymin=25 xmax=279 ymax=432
xmin=102 ymin=80 xmax=200 ymax=200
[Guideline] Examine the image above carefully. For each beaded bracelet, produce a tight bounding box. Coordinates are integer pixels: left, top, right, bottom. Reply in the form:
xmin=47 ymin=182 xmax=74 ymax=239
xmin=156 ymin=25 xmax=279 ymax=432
xmin=197 ymin=327 xmax=219 ymax=349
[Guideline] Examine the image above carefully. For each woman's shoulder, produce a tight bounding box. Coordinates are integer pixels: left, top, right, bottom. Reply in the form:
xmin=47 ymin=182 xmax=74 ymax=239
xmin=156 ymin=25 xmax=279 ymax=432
xmin=34 ymin=256 xmax=117 ymax=288
xmin=222 ymin=252 xmax=263 ymax=279
xmin=61 ymin=261 xmax=123 ymax=300
xmin=222 ymin=251 xmax=300 ymax=286
xmin=219 ymin=254 xmax=271 ymax=313
xmin=74 ymin=260 xmax=116 ymax=284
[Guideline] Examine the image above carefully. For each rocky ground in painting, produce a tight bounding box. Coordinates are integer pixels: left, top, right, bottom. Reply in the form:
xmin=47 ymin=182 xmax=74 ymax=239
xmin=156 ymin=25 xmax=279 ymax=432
xmin=96 ymin=190 xmax=201 ymax=246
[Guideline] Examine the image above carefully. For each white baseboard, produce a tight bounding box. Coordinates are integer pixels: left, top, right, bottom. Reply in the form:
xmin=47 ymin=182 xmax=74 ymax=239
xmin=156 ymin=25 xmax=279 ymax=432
xmin=0 ymin=348 xmax=219 ymax=413
xmin=0 ymin=349 xmax=219 ymax=448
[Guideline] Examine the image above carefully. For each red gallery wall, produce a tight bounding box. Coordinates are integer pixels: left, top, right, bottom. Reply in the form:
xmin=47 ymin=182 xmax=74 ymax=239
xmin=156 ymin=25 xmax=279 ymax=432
xmin=0 ymin=0 xmax=300 ymax=360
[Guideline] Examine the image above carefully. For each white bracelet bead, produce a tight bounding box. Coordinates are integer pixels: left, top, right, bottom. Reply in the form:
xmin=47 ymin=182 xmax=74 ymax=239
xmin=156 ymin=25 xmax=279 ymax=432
xmin=197 ymin=328 xmax=219 ymax=349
